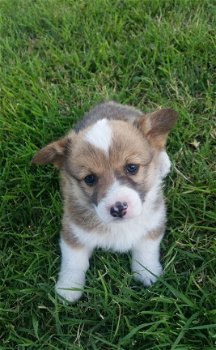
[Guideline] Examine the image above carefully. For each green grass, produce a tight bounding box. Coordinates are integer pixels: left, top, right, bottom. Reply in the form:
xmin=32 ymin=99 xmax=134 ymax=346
xmin=1 ymin=0 xmax=216 ymax=349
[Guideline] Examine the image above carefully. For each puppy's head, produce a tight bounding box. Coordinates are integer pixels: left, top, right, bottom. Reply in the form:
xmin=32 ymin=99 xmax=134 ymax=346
xmin=32 ymin=108 xmax=177 ymax=224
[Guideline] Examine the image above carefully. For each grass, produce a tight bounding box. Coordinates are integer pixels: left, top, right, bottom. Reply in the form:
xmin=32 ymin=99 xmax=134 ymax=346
xmin=0 ymin=0 xmax=216 ymax=348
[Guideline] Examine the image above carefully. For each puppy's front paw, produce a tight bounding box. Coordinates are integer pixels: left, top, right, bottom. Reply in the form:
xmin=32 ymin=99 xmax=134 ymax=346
xmin=133 ymin=263 xmax=163 ymax=287
xmin=55 ymin=279 xmax=84 ymax=303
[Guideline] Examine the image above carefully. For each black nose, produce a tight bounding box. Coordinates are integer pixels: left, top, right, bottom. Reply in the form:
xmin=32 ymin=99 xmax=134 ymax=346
xmin=110 ymin=201 xmax=128 ymax=218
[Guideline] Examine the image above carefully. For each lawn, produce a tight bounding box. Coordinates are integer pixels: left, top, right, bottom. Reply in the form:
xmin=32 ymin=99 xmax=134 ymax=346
xmin=1 ymin=0 xmax=216 ymax=349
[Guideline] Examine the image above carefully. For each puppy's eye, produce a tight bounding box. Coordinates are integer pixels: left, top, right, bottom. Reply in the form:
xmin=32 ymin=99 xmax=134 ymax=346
xmin=125 ymin=164 xmax=139 ymax=175
xmin=84 ymin=174 xmax=97 ymax=186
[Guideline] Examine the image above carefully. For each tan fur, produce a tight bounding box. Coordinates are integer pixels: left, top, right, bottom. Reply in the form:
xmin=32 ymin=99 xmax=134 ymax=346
xmin=32 ymin=109 xmax=177 ymax=237
xmin=146 ymin=225 xmax=165 ymax=240
xmin=136 ymin=109 xmax=178 ymax=149
xmin=32 ymin=138 xmax=69 ymax=167
xmin=32 ymin=104 xmax=177 ymax=233
xmin=32 ymin=107 xmax=177 ymax=166
xmin=61 ymin=226 xmax=83 ymax=249
xmin=61 ymin=171 xmax=103 ymax=231
xmin=59 ymin=120 xmax=157 ymax=230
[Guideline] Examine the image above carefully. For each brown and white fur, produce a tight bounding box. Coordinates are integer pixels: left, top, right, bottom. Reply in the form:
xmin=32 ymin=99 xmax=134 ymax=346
xmin=32 ymin=101 xmax=178 ymax=302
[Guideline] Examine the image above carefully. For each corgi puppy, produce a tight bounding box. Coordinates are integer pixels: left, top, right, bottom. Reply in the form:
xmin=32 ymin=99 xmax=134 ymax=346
xmin=32 ymin=101 xmax=177 ymax=302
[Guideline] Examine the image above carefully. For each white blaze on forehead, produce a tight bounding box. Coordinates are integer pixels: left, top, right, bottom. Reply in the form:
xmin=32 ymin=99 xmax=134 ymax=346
xmin=85 ymin=119 xmax=112 ymax=154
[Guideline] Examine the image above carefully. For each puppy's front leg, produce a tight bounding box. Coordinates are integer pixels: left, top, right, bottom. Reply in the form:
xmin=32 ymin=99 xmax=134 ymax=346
xmin=131 ymin=227 xmax=164 ymax=286
xmin=55 ymin=238 xmax=91 ymax=302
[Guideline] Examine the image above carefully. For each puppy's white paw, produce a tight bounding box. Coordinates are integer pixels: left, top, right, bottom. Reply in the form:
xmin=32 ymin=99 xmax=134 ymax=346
xmin=133 ymin=263 xmax=163 ymax=287
xmin=55 ymin=280 xmax=84 ymax=303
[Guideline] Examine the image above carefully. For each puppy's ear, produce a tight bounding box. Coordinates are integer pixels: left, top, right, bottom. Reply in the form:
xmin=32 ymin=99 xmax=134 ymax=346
xmin=136 ymin=108 xmax=178 ymax=148
xmin=32 ymin=137 xmax=71 ymax=168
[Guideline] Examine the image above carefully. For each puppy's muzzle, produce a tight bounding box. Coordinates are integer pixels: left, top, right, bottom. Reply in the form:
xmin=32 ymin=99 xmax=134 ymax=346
xmin=110 ymin=201 xmax=128 ymax=218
